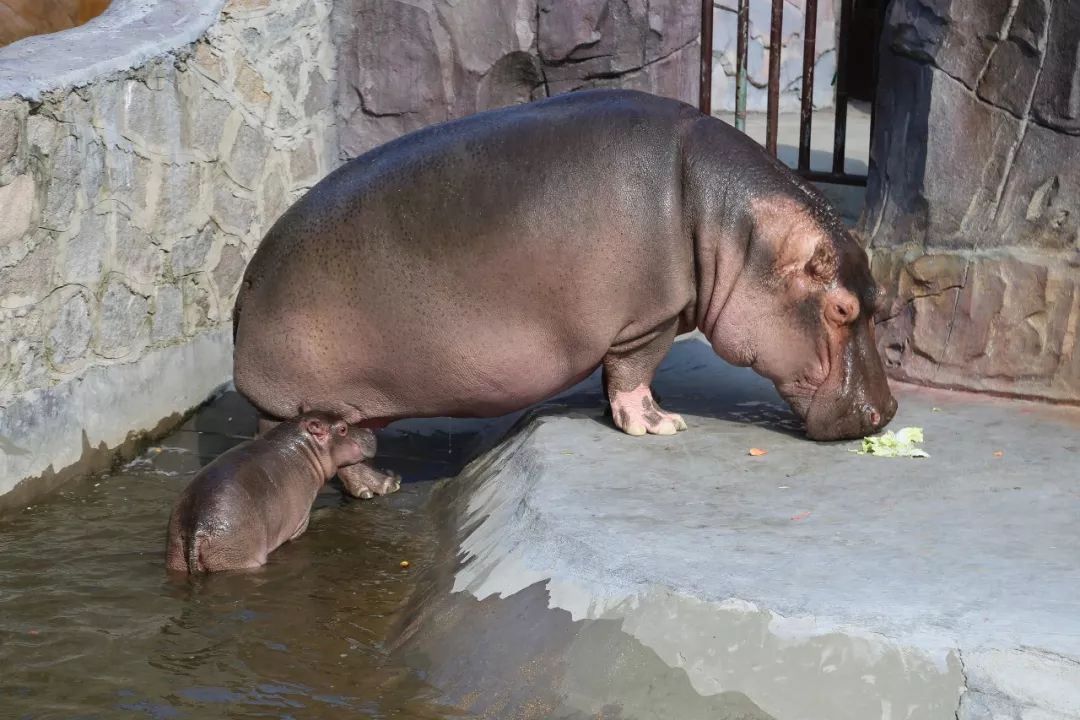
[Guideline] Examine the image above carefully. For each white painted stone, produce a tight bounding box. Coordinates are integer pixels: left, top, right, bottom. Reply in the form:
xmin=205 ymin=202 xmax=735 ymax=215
xmin=0 ymin=329 xmax=232 ymax=498
xmin=0 ymin=174 xmax=35 ymax=248
xmin=46 ymin=291 xmax=93 ymax=367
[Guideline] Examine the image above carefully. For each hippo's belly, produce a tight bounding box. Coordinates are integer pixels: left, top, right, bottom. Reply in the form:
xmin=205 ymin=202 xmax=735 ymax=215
xmin=235 ymin=284 xmax=618 ymax=424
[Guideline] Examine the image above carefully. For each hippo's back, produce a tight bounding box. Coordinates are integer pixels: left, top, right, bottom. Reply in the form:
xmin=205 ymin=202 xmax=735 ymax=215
xmin=234 ymin=90 xmax=703 ymax=424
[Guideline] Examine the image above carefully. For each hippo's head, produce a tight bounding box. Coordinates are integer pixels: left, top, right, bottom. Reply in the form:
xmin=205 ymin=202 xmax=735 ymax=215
xmin=708 ymin=194 xmax=897 ymax=440
xmin=299 ymin=412 xmax=373 ymax=471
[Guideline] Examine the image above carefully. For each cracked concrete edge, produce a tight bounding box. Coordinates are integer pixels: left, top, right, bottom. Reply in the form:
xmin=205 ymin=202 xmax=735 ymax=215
xmin=443 ymin=413 xmax=1080 ymax=720
xmin=958 ymin=649 xmax=1080 ymax=720
xmin=0 ymin=328 xmax=231 ymax=507
xmin=0 ymin=0 xmax=228 ymax=101
xmin=446 ymin=418 xmax=963 ymax=719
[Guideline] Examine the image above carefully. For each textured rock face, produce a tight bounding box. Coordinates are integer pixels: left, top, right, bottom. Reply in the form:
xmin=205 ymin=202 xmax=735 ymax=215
xmin=861 ymin=0 xmax=1080 ymax=403
xmin=0 ymin=0 xmax=338 ymax=494
xmin=332 ymin=0 xmax=700 ymax=157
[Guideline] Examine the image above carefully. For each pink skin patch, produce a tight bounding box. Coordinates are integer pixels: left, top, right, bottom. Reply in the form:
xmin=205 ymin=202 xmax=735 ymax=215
xmin=609 ymin=384 xmax=688 ymax=437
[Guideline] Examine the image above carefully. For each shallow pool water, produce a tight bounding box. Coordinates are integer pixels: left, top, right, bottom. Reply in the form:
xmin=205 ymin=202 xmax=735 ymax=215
xmin=0 ymin=391 xmax=474 ymax=720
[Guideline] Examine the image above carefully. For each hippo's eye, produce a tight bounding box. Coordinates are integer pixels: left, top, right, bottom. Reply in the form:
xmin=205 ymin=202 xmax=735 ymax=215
xmin=335 ymin=423 xmax=347 ymax=436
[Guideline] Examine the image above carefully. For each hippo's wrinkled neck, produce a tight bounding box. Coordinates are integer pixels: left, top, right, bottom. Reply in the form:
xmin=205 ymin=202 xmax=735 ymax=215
xmin=682 ymin=116 xmax=759 ymax=362
xmin=688 ymin=190 xmax=756 ymax=365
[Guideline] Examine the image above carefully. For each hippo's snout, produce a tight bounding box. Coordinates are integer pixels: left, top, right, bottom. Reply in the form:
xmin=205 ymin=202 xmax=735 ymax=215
xmin=804 ymin=389 xmax=897 ymax=441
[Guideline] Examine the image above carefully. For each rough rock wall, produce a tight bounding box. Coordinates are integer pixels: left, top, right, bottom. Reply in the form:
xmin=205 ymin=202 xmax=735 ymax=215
xmin=0 ymin=0 xmax=338 ymax=498
xmin=861 ymin=0 xmax=1080 ymax=403
xmin=333 ymin=0 xmax=701 ymax=157
xmin=710 ymin=0 xmax=838 ymax=113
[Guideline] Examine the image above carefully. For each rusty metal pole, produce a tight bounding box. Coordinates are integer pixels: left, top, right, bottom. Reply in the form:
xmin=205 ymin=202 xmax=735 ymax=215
xmin=735 ymin=0 xmax=749 ymax=131
xmin=833 ymin=0 xmax=854 ymax=174
xmin=766 ymin=0 xmax=783 ymax=157
xmin=798 ymin=0 xmax=818 ymax=171
xmin=700 ymin=0 xmax=714 ymax=115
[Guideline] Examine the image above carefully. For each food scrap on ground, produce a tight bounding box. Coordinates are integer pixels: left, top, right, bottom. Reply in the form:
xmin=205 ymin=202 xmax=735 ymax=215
xmin=853 ymin=427 xmax=929 ymax=458
xmin=399 ymin=560 xmax=410 ymax=569
xmin=748 ymin=448 xmax=767 ymax=456
xmin=993 ymin=450 xmax=1004 ymax=458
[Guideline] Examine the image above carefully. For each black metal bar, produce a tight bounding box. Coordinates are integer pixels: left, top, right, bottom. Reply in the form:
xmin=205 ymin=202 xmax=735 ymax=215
xmin=700 ymin=0 xmax=714 ymax=115
xmin=766 ymin=0 xmax=783 ymax=157
xmin=799 ymin=169 xmax=868 ymax=186
xmin=735 ymin=0 xmax=749 ymax=131
xmin=798 ymin=0 xmax=818 ymax=171
xmin=833 ymin=0 xmax=854 ymax=174
xmin=868 ymin=0 xmax=884 ymax=145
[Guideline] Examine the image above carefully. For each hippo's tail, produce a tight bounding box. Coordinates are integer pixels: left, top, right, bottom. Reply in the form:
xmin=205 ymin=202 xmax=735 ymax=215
xmin=186 ymin=532 xmax=207 ymax=574
xmin=231 ymin=282 xmax=245 ymax=345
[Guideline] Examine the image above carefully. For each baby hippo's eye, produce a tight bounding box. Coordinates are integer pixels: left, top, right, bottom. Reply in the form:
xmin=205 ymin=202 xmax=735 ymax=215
xmin=335 ymin=422 xmax=347 ymax=436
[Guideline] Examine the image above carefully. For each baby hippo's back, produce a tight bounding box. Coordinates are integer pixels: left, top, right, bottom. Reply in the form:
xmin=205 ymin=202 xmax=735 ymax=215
xmin=165 ymin=414 xmax=367 ymax=574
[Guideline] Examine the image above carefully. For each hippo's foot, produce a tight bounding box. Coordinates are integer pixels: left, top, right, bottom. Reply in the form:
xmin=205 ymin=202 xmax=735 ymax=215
xmin=609 ymin=384 xmax=687 ymax=436
xmin=338 ymin=463 xmax=402 ymax=500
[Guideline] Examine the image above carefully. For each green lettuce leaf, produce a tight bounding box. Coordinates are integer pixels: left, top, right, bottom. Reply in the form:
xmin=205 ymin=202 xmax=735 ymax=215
xmin=852 ymin=427 xmax=929 ymax=458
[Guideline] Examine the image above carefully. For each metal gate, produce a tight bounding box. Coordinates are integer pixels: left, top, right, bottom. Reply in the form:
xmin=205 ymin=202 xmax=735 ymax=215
xmin=699 ymin=0 xmax=881 ymax=186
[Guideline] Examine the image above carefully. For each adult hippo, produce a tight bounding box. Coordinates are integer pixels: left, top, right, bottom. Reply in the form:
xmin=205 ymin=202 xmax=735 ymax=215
xmin=233 ymin=89 xmax=896 ymax=497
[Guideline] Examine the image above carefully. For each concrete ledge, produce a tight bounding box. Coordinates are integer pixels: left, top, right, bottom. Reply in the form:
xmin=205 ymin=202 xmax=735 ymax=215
xmin=397 ymin=336 xmax=1080 ymax=719
xmin=0 ymin=328 xmax=231 ymax=508
xmin=0 ymin=0 xmax=226 ymax=101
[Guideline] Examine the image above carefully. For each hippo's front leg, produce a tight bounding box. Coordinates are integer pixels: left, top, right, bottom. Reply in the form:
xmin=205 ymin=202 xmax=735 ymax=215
xmin=603 ymin=319 xmax=688 ymax=436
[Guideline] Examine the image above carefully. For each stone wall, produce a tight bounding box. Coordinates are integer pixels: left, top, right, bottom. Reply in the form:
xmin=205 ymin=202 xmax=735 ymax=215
xmin=709 ymin=0 xmax=838 ymax=114
xmin=861 ymin=0 xmax=1080 ymax=403
xmin=332 ymin=0 xmax=701 ymax=157
xmin=0 ymin=0 xmax=338 ymax=502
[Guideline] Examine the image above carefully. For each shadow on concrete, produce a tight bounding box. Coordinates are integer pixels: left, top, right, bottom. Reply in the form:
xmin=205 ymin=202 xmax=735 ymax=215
xmin=174 ymin=336 xmax=803 ymax=493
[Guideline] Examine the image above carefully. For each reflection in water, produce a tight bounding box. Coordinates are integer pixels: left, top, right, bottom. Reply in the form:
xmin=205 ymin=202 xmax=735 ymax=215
xmin=0 ymin=392 xmax=469 ymax=720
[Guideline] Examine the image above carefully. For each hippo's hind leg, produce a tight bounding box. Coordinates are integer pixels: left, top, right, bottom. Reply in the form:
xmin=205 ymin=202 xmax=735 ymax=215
xmin=338 ymin=462 xmax=401 ymax=500
xmin=603 ymin=318 xmax=687 ymax=437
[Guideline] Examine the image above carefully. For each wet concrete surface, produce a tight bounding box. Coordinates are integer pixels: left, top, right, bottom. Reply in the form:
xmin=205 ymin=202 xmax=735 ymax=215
xmin=397 ymin=334 xmax=1080 ymax=720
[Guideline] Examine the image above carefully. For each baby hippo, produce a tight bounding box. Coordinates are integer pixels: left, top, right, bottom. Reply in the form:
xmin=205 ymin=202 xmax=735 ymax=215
xmin=166 ymin=411 xmax=373 ymax=574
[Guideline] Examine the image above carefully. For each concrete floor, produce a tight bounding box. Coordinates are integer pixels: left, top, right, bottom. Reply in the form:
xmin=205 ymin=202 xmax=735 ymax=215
xmin=418 ymin=333 xmax=1080 ymax=720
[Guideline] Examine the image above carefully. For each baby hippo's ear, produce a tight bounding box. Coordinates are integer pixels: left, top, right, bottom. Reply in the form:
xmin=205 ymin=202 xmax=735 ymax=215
xmin=303 ymin=416 xmax=329 ymax=442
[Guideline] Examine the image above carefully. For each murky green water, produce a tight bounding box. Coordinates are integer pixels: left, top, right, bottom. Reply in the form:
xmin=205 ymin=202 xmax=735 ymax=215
xmin=0 ymin=392 xmax=474 ymax=720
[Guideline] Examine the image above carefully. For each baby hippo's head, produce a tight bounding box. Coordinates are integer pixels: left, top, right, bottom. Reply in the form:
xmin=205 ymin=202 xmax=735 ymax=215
xmin=298 ymin=411 xmax=373 ymax=473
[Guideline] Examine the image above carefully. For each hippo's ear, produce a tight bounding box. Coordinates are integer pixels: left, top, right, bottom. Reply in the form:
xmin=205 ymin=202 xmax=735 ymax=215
xmin=303 ymin=417 xmax=329 ymax=441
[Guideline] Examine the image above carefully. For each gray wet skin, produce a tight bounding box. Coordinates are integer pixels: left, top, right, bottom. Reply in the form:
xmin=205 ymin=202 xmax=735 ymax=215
xmin=233 ymin=89 xmax=896 ymax=495
xmin=165 ymin=412 xmax=374 ymax=573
